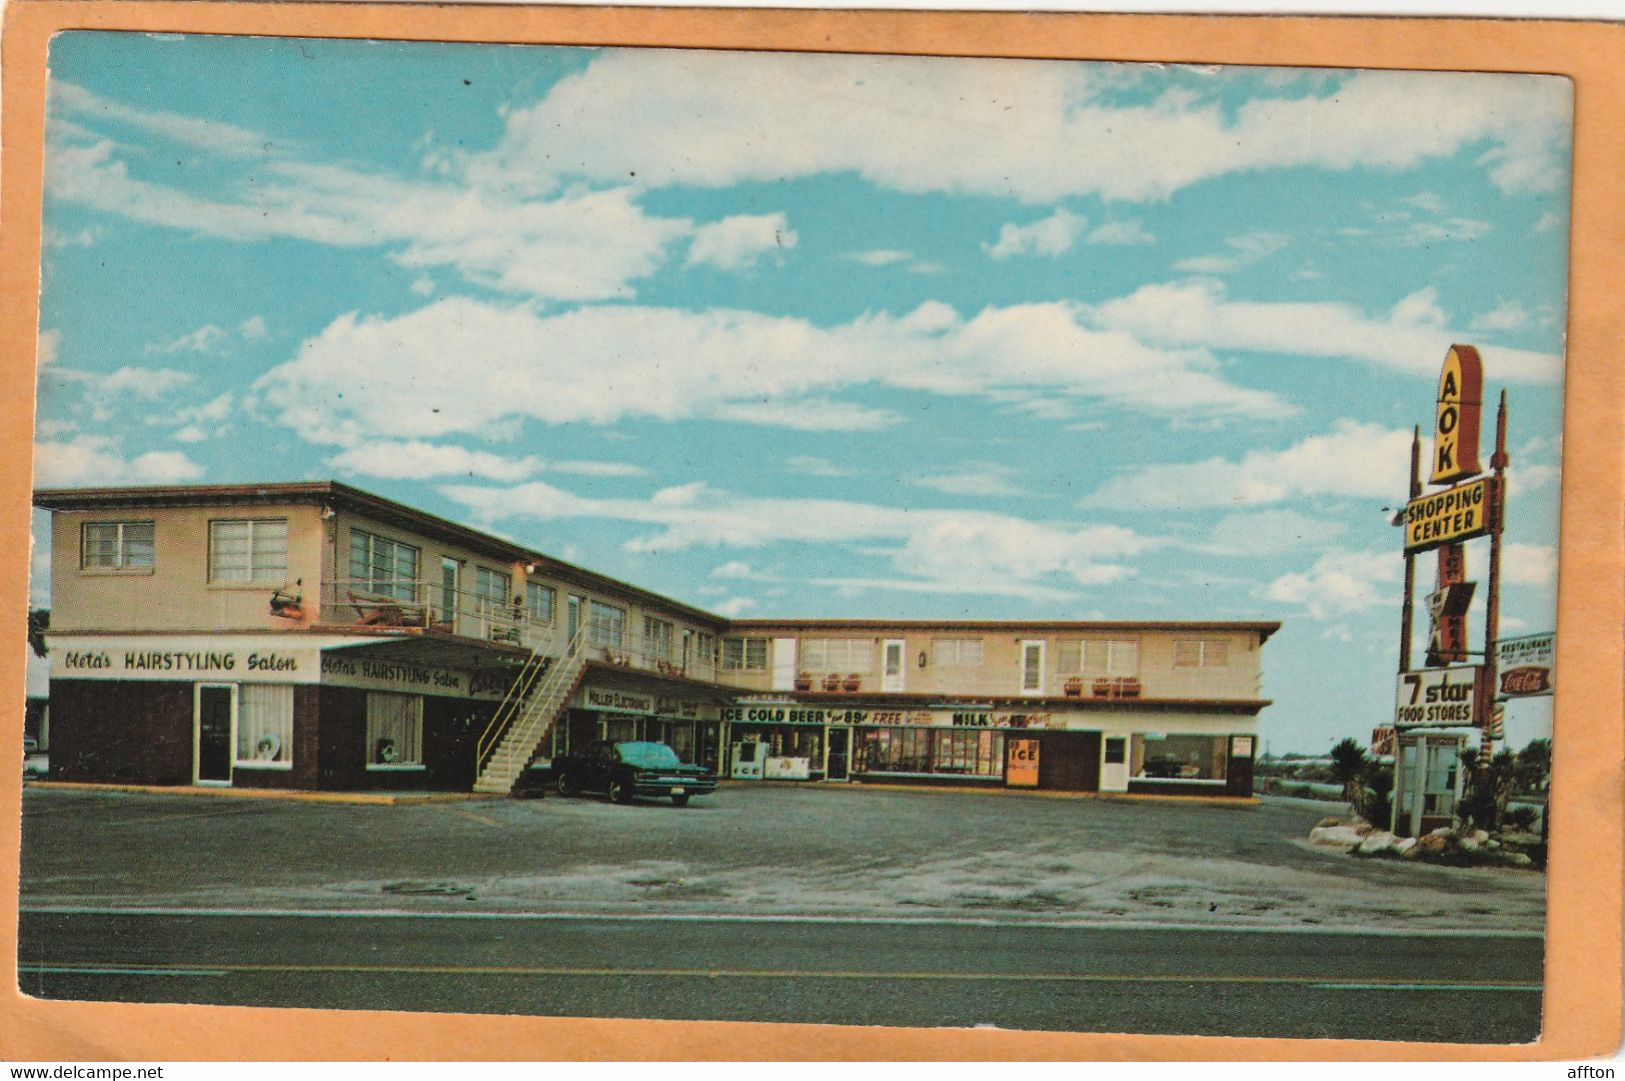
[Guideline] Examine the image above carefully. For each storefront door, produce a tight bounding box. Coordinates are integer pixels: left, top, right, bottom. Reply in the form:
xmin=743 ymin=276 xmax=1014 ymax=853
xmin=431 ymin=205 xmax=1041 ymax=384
xmin=1100 ymin=735 xmax=1129 ymax=791
xmin=194 ymin=683 xmax=236 ymax=785
xmin=826 ymin=727 xmax=851 ymax=781
xmin=882 ymin=640 xmax=905 ymax=692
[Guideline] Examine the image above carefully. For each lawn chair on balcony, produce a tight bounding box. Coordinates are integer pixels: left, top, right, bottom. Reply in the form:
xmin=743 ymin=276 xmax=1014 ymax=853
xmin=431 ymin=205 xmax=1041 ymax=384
xmin=348 ymin=590 xmax=415 ymax=627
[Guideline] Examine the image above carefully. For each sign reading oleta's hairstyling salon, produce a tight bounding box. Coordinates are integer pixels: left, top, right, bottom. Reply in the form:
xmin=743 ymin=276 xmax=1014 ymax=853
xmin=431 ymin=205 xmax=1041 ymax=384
xmin=47 ymin=635 xmax=505 ymax=700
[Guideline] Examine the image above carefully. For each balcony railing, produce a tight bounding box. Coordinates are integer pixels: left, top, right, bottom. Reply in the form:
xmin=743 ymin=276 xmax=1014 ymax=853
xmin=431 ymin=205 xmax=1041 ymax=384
xmin=318 ymin=579 xmax=721 ymax=682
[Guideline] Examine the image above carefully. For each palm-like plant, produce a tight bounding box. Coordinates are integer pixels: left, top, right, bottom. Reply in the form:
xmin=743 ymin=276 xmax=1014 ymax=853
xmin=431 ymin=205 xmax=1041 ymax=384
xmin=1329 ymin=737 xmax=1368 ymax=812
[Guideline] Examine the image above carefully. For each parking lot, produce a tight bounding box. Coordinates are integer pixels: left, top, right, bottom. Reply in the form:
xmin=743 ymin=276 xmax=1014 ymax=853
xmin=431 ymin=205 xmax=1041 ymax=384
xmin=20 ymin=783 xmax=1544 ymax=930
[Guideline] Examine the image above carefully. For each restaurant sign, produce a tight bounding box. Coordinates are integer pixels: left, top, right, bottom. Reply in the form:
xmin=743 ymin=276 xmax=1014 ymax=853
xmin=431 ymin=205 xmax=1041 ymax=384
xmin=1395 ymin=666 xmax=1488 ymax=729
xmin=1495 ymin=633 xmax=1555 ymax=698
xmin=1401 ymin=477 xmax=1494 ymax=554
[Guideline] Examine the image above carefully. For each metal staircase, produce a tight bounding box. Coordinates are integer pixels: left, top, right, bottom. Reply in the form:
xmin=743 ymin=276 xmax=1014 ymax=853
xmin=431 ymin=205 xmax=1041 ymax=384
xmin=472 ymin=626 xmax=588 ymax=795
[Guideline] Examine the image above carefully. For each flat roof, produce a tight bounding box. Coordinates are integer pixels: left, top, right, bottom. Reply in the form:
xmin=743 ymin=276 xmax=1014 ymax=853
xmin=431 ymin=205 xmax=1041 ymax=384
xmin=729 ymin=618 xmax=1282 ymax=643
xmin=34 ymin=482 xmax=1283 ymax=642
xmin=33 ymin=481 xmax=724 ymax=627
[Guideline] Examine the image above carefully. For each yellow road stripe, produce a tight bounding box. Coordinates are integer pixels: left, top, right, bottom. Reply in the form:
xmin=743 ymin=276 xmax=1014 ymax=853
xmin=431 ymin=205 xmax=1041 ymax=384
xmin=25 ymin=961 xmax=1540 ymax=989
xmin=441 ymin=805 xmax=505 ymax=828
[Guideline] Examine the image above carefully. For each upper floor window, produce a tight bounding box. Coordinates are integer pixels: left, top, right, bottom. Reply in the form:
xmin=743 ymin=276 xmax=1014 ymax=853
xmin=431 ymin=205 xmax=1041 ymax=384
xmin=722 ymin=636 xmax=769 ymax=671
xmin=695 ymin=631 xmax=717 ymax=666
xmin=1174 ymin=639 xmax=1229 ymax=668
xmin=931 ymin=638 xmax=986 ymax=667
xmin=526 ymin=581 xmax=555 ymax=623
xmin=209 ymin=519 xmax=288 ymax=583
xmin=349 ymin=529 xmax=420 ymax=602
xmin=475 ymin=566 xmax=512 ymax=609
xmin=588 ymin=600 xmax=626 ymax=648
xmin=644 ymin=616 xmax=674 ymax=660
xmin=1057 ymin=638 xmax=1139 ymax=676
xmin=800 ymin=638 xmax=874 ymax=674
xmin=81 ymin=520 xmax=155 ymax=571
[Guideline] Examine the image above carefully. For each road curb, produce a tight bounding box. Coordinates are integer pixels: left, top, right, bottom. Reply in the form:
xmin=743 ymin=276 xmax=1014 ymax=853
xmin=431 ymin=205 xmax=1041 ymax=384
xmin=24 ymin=781 xmax=485 ymax=806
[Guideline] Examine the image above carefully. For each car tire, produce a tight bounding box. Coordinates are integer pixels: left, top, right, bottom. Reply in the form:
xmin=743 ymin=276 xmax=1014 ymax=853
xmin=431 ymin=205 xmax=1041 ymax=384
xmin=609 ymin=779 xmax=632 ymax=805
xmin=556 ymin=773 xmax=577 ymax=798
xmin=672 ymin=794 xmax=691 ymax=807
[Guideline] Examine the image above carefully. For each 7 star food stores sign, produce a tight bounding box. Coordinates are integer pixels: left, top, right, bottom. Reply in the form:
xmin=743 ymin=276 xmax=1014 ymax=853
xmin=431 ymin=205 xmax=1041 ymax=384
xmin=1395 ymin=666 xmax=1489 ymax=729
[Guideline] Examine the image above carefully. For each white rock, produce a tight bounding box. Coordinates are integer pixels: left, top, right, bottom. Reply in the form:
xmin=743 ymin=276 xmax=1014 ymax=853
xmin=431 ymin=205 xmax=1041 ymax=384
xmin=1429 ymin=827 xmax=1453 ymax=837
xmin=1393 ymin=837 xmax=1418 ymax=854
xmin=1471 ymin=829 xmax=1490 ymax=844
xmin=1309 ymin=825 xmax=1367 ymax=847
xmin=1358 ymin=831 xmax=1398 ymax=854
xmin=1508 ymin=852 xmax=1534 ymax=867
xmin=1459 ymin=836 xmax=1481 ymax=852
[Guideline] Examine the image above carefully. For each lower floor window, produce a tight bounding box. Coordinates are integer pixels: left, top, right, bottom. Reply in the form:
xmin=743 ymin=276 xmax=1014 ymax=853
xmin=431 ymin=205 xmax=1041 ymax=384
xmin=1131 ymin=733 xmax=1228 ymax=781
xmin=734 ymin=725 xmax=823 ymax=763
xmin=857 ymin=727 xmax=1003 ymax=777
xmin=236 ymin=684 xmax=294 ymax=766
xmin=367 ymin=692 xmax=423 ymax=767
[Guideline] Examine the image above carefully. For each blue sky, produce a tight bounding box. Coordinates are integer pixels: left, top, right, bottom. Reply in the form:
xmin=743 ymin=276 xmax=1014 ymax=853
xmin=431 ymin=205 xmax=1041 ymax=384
xmin=29 ymin=33 xmax=1571 ymax=753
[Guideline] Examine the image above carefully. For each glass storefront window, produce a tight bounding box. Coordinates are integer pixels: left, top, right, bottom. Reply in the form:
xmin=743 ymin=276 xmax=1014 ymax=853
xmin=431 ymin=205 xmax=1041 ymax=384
xmin=856 ymin=727 xmax=1003 ymax=777
xmin=1130 ymin=733 xmax=1227 ymax=781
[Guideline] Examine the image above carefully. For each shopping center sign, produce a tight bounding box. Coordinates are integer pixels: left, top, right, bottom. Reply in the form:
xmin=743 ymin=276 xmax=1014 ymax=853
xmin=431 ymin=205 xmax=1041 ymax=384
xmin=1401 ymin=477 xmax=1494 ymax=555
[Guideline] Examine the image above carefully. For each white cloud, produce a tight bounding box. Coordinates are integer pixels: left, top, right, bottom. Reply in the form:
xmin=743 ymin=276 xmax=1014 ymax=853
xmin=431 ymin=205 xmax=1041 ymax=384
xmin=1203 ymin=508 xmax=1346 ymax=555
xmin=548 ymin=460 xmax=650 ymax=477
xmin=785 ymin=456 xmax=854 ymax=478
xmin=326 ymin=440 xmax=649 ymax=481
xmin=686 ymin=212 xmax=797 ymax=271
xmin=1534 ymin=211 xmax=1564 ymax=234
xmin=37 ymin=330 xmax=60 ymax=366
xmin=410 ymin=275 xmax=436 ymax=296
xmin=714 ymin=597 xmax=759 ymax=617
xmin=1472 ymin=301 xmax=1529 ymax=332
xmin=480 ymin=54 xmax=1570 ymax=202
xmin=328 ymin=440 xmax=544 ymax=482
xmin=33 ymin=434 xmax=204 ymax=486
xmin=1090 ymin=279 xmax=1561 ymax=382
xmin=441 ymin=478 xmax=1156 ymax=602
xmin=29 ymin=514 xmax=52 ymax=608
xmin=145 ymin=324 xmax=229 ymax=355
xmin=1173 ymin=231 xmax=1289 ymax=274
xmin=239 ymin=315 xmax=269 ymax=341
xmin=849 ymin=250 xmax=911 ymax=267
xmin=711 ymin=560 xmax=778 ymax=582
xmin=50 ymin=81 xmax=278 ymax=159
xmin=1264 ymin=548 xmax=1399 ymax=619
xmin=985 ymin=208 xmax=1087 ymax=260
xmin=1082 ymin=420 xmax=1413 ymax=511
xmin=254 ymin=294 xmax=1292 ymax=446
xmin=1501 ymin=542 xmax=1557 ymax=586
xmin=911 ymin=462 xmax=1028 ymax=498
xmin=1086 ymin=220 xmax=1155 ymax=246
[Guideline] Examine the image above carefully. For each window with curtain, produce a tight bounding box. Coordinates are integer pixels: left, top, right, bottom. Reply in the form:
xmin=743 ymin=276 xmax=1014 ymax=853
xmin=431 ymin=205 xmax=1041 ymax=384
xmin=588 ymin=601 xmax=626 ymax=647
xmin=366 ymin=692 xmax=423 ymax=767
xmin=800 ymin=638 xmax=875 ymax=674
xmin=1174 ymin=639 xmax=1229 ymax=668
xmin=210 ymin=519 xmax=288 ymax=582
xmin=349 ymin=530 xmax=420 ymax=601
xmin=526 ymin=581 xmax=556 ymax=623
xmin=81 ymin=520 xmax=155 ymax=569
xmin=1056 ymin=639 xmax=1140 ymax=675
xmin=235 ymin=684 xmax=294 ymax=766
xmin=931 ymin=638 xmax=986 ymax=667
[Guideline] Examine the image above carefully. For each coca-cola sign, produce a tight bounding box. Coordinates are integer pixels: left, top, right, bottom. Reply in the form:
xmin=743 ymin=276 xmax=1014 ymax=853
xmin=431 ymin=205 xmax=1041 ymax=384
xmin=1500 ymin=666 xmax=1551 ymax=697
xmin=1495 ymin=633 xmax=1555 ymax=698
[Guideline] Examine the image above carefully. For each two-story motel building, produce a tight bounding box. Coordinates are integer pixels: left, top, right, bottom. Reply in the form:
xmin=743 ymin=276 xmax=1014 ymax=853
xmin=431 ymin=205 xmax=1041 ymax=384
xmin=33 ymin=482 xmax=1278 ymax=799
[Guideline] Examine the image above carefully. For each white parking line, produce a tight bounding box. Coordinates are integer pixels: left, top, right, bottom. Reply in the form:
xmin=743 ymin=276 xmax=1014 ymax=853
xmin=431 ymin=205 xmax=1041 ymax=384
xmin=17 ymin=904 xmax=1544 ymax=938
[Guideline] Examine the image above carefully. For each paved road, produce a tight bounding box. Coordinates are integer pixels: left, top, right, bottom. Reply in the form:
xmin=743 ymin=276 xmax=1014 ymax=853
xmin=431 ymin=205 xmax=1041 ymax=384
xmin=17 ymin=909 xmax=1541 ymax=1041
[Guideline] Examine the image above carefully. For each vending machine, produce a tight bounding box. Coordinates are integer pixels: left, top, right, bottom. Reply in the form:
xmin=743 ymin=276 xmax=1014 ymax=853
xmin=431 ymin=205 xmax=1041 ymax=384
xmin=730 ymin=740 xmax=766 ymax=780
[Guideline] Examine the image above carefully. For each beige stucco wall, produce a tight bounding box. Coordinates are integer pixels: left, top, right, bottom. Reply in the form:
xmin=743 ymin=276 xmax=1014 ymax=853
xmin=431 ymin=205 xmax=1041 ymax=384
xmin=49 ymin=503 xmax=326 ymax=633
xmin=716 ymin=627 xmax=1266 ymax=701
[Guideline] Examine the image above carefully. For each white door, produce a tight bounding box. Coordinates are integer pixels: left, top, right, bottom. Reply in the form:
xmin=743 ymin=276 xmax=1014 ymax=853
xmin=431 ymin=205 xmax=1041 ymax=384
xmin=1100 ymin=735 xmax=1129 ymax=791
xmin=771 ymin=638 xmax=798 ymax=691
xmin=882 ymin=639 xmax=906 ymax=692
xmin=1020 ymin=640 xmax=1046 ymax=696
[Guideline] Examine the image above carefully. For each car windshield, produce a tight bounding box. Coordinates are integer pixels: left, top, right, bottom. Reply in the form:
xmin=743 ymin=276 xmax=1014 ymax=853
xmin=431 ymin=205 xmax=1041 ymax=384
xmin=615 ymin=742 xmax=683 ymax=768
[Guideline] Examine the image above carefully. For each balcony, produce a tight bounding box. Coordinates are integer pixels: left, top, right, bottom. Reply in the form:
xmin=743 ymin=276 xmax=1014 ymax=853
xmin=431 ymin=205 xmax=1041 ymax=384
xmin=317 ymin=579 xmax=721 ymax=683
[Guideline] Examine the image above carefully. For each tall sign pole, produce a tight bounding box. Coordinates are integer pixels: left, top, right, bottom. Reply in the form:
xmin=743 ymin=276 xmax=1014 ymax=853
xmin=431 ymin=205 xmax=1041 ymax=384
xmin=1482 ymin=390 xmax=1510 ymax=752
xmin=1398 ymin=427 xmax=1421 ymax=673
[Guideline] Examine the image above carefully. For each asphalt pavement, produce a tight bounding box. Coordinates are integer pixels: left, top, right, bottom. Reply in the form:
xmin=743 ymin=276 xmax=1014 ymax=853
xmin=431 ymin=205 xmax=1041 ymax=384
xmin=16 ymin=784 xmax=1547 ymax=1041
xmin=17 ymin=909 xmax=1541 ymax=1041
